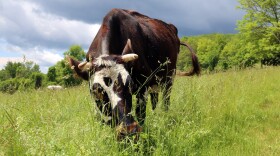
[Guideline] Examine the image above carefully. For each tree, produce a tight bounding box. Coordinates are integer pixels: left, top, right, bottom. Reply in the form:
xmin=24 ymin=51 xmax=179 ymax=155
xmin=47 ymin=66 xmax=57 ymax=82
xmin=2 ymin=59 xmax=41 ymax=79
xmin=177 ymin=37 xmax=193 ymax=71
xmin=62 ymin=45 xmax=86 ymax=86
xmin=0 ymin=69 xmax=10 ymax=81
xmin=47 ymin=45 xmax=86 ymax=87
xmin=219 ymin=34 xmax=258 ymax=69
xmin=0 ymin=58 xmax=45 ymax=93
xmin=31 ymin=72 xmax=44 ymax=89
xmin=237 ymin=0 xmax=280 ymax=65
xmin=63 ymin=45 xmax=86 ymax=61
xmin=178 ymin=34 xmax=234 ymax=72
xmin=4 ymin=62 xmax=22 ymax=78
xmin=196 ymin=38 xmax=220 ymax=71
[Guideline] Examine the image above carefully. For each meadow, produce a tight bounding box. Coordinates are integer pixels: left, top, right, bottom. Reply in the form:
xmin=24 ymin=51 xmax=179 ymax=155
xmin=1 ymin=67 xmax=279 ymax=155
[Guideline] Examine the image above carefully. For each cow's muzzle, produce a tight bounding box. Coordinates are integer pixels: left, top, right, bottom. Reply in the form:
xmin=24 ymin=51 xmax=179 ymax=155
xmin=116 ymin=122 xmax=142 ymax=142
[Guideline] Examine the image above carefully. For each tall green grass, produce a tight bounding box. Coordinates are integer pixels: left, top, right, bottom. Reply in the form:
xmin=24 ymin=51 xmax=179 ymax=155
xmin=1 ymin=67 xmax=279 ymax=155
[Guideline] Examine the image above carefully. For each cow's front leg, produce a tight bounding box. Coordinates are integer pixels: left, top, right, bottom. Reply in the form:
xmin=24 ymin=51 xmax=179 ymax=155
xmin=136 ymin=92 xmax=147 ymax=125
xmin=150 ymin=93 xmax=158 ymax=110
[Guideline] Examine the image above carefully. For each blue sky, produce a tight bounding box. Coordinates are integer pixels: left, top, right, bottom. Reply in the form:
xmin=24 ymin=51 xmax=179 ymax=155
xmin=0 ymin=0 xmax=245 ymax=73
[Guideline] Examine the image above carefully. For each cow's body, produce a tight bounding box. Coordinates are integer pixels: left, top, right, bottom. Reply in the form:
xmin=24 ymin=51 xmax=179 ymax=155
xmin=47 ymin=85 xmax=63 ymax=90
xmin=68 ymin=9 xmax=200 ymax=140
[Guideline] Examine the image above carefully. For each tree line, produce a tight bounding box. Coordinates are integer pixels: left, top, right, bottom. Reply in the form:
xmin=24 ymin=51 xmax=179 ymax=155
xmin=178 ymin=0 xmax=279 ymax=72
xmin=0 ymin=46 xmax=85 ymax=93
xmin=0 ymin=0 xmax=279 ymax=93
xmin=0 ymin=57 xmax=44 ymax=94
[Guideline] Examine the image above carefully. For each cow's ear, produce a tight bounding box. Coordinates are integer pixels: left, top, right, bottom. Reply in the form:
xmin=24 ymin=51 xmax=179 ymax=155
xmin=121 ymin=54 xmax=138 ymax=62
xmin=67 ymin=56 xmax=89 ymax=80
xmin=122 ymin=39 xmax=133 ymax=55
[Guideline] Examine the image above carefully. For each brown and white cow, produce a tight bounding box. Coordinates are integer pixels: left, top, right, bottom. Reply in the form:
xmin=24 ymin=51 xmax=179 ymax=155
xmin=68 ymin=9 xmax=200 ymax=140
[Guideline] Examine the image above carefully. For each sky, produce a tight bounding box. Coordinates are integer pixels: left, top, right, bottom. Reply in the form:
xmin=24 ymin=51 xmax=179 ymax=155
xmin=0 ymin=0 xmax=245 ymax=73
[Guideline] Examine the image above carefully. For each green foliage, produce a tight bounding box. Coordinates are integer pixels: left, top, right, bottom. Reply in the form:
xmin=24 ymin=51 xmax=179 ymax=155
xmin=0 ymin=57 xmax=45 ymax=94
xmin=1 ymin=67 xmax=279 ymax=155
xmin=0 ymin=70 xmax=9 ymax=81
xmin=56 ymin=59 xmax=83 ymax=86
xmin=31 ymin=72 xmax=45 ymax=89
xmin=219 ymin=34 xmax=259 ymax=69
xmin=1 ymin=58 xmax=40 ymax=80
xmin=177 ymin=0 xmax=279 ymax=72
xmin=178 ymin=34 xmax=235 ymax=72
xmin=4 ymin=62 xmax=23 ymax=78
xmin=63 ymin=44 xmax=86 ymax=61
xmin=47 ymin=45 xmax=85 ymax=87
xmin=47 ymin=66 xmax=56 ymax=82
xmin=196 ymin=37 xmax=220 ymax=70
xmin=0 ymin=78 xmax=19 ymax=94
xmin=0 ymin=78 xmax=32 ymax=94
xmin=237 ymin=0 xmax=280 ymax=65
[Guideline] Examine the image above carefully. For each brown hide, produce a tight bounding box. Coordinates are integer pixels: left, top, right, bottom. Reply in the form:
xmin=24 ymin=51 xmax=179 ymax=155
xmin=86 ymin=9 xmax=182 ymax=88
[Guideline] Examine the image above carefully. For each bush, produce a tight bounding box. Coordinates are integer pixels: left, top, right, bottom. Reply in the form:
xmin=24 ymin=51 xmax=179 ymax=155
xmin=0 ymin=79 xmax=19 ymax=94
xmin=31 ymin=72 xmax=45 ymax=89
xmin=0 ymin=78 xmax=35 ymax=94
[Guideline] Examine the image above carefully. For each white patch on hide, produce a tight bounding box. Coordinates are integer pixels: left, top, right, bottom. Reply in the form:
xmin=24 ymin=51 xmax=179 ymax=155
xmin=102 ymin=38 xmax=109 ymax=55
xmin=94 ymin=54 xmax=115 ymax=67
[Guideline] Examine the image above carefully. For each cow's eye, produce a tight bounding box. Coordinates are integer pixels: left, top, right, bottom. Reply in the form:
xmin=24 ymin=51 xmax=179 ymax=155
xmin=103 ymin=77 xmax=112 ymax=87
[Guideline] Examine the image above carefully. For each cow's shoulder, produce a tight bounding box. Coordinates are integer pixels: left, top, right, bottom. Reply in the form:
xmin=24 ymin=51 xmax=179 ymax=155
xmin=123 ymin=9 xmax=150 ymax=19
xmin=103 ymin=9 xmax=152 ymax=25
xmin=103 ymin=9 xmax=135 ymax=22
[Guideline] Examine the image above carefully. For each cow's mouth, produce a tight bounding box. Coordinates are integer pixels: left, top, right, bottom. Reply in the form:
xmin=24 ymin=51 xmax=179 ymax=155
xmin=116 ymin=122 xmax=142 ymax=142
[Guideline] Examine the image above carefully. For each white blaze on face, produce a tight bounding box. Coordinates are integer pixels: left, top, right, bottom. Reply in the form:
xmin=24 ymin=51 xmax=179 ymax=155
xmin=90 ymin=55 xmax=130 ymax=109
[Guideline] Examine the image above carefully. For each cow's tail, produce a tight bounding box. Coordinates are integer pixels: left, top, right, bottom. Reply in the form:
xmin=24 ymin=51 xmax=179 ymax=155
xmin=179 ymin=42 xmax=201 ymax=76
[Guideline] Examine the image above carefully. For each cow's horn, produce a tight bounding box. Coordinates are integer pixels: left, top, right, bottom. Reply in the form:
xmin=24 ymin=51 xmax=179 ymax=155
xmin=122 ymin=39 xmax=132 ymax=55
xmin=121 ymin=54 xmax=139 ymax=62
xmin=78 ymin=62 xmax=92 ymax=71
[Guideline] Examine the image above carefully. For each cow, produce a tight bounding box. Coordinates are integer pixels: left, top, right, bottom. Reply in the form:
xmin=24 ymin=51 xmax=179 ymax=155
xmin=47 ymin=85 xmax=63 ymax=90
xmin=68 ymin=8 xmax=200 ymax=140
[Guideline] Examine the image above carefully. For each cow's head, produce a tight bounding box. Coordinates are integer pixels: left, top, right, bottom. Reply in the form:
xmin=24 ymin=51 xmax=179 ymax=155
xmin=67 ymin=39 xmax=141 ymax=140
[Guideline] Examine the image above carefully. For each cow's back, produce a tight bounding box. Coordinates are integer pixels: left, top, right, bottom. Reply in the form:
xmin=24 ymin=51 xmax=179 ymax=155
xmin=125 ymin=9 xmax=180 ymax=63
xmin=126 ymin=10 xmax=180 ymax=83
xmin=87 ymin=9 xmax=180 ymax=86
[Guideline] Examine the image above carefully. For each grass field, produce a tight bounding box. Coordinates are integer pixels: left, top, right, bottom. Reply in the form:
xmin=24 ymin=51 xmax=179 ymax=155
xmin=1 ymin=67 xmax=280 ymax=155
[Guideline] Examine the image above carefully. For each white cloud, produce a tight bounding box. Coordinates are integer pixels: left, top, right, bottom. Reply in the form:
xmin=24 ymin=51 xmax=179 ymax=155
xmin=0 ymin=0 xmax=244 ymax=73
xmin=29 ymin=0 xmax=244 ymax=36
xmin=0 ymin=57 xmax=23 ymax=69
xmin=0 ymin=0 xmax=100 ymax=73
xmin=0 ymin=43 xmax=64 ymax=73
xmin=0 ymin=0 xmax=100 ymax=48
